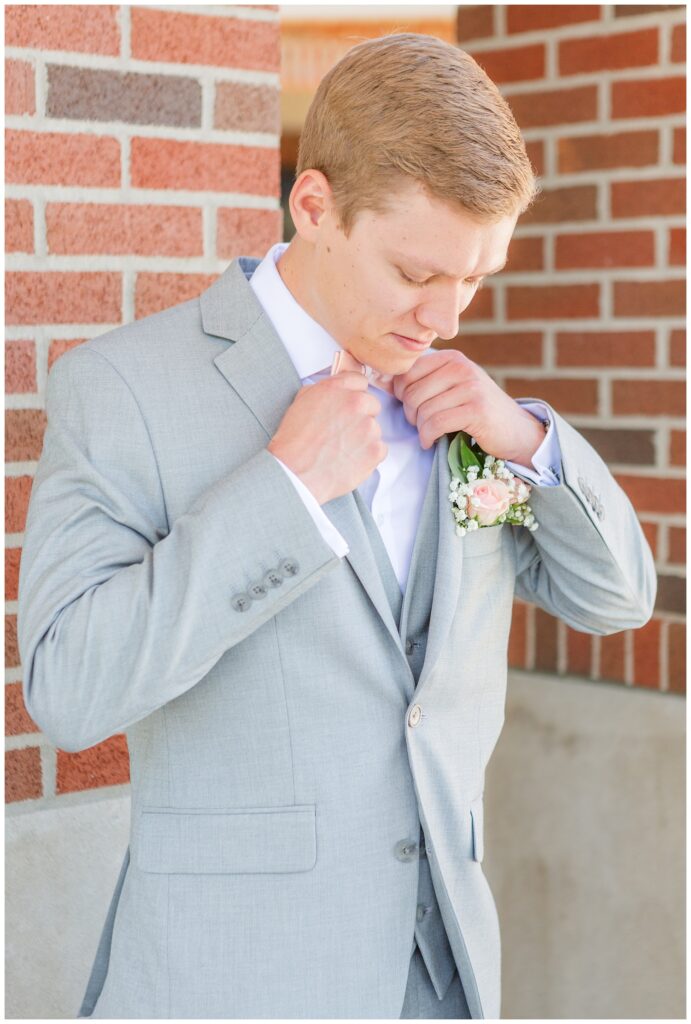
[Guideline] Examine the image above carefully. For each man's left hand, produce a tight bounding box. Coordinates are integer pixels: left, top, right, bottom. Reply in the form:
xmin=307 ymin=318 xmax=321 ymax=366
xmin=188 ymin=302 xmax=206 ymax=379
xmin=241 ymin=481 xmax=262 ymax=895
xmin=392 ymin=349 xmax=546 ymax=464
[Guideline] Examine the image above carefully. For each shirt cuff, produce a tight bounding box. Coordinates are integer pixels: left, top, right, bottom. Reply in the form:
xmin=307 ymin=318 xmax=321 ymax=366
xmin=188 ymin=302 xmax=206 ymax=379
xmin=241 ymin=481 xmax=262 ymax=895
xmin=268 ymin=453 xmax=350 ymax=557
xmin=504 ymin=401 xmax=562 ymax=487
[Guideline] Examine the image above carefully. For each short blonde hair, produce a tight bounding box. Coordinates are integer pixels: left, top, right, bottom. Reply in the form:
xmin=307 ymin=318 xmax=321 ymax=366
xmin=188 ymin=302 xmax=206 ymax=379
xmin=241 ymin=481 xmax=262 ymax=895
xmin=296 ymin=33 xmax=539 ymax=234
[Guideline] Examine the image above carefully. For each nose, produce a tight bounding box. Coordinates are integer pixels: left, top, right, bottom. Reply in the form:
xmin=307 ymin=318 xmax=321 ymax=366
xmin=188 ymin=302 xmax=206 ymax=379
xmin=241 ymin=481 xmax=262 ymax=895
xmin=415 ymin=281 xmax=474 ymax=341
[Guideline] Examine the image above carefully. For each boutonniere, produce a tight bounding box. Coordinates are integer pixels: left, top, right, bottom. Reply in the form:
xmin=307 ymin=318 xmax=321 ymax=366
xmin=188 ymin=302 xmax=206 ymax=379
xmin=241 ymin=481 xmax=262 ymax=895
xmin=447 ymin=431 xmax=539 ymax=537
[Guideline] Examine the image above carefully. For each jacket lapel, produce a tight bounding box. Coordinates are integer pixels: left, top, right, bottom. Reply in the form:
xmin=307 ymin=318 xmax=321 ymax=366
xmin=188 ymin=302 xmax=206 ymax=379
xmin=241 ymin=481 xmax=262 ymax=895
xmin=202 ymin=259 xmax=407 ymax=657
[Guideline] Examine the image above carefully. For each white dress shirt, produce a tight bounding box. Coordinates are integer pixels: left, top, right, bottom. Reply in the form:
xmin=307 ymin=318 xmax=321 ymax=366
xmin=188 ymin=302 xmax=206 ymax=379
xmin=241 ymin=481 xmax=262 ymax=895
xmin=249 ymin=242 xmax=561 ymax=594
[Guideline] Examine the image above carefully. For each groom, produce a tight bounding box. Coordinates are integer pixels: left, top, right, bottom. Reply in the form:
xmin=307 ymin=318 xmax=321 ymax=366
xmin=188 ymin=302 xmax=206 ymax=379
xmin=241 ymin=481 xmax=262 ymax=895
xmin=18 ymin=34 xmax=656 ymax=1020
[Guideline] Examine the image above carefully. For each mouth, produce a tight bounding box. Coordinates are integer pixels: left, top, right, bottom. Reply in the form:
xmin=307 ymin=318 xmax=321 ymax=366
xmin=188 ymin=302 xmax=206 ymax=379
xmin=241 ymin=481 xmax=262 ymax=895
xmin=392 ymin=333 xmax=433 ymax=352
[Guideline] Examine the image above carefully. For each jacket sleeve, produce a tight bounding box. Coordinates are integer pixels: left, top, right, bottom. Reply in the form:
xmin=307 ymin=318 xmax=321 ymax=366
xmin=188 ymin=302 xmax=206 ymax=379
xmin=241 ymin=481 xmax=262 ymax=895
xmin=511 ymin=403 xmax=657 ymax=635
xmin=17 ymin=345 xmax=342 ymax=752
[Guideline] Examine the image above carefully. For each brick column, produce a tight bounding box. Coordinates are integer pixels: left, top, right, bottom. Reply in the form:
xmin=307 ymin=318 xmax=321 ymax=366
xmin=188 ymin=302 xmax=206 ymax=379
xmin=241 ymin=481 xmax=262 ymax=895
xmin=455 ymin=5 xmax=685 ymax=693
xmin=6 ymin=4 xmax=281 ymax=807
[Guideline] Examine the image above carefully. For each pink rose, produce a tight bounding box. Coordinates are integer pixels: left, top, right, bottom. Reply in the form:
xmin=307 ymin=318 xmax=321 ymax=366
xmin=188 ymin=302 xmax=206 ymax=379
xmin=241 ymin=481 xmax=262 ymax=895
xmin=469 ymin=478 xmax=512 ymax=526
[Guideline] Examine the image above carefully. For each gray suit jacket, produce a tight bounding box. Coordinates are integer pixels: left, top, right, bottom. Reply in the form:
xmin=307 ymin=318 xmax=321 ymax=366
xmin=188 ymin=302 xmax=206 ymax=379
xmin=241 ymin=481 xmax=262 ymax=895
xmin=17 ymin=257 xmax=656 ymax=1019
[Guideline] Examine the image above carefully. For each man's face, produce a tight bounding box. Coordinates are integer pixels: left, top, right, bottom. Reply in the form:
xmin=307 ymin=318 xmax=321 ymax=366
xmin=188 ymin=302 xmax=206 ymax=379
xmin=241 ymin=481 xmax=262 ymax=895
xmin=302 ymin=182 xmax=518 ymax=374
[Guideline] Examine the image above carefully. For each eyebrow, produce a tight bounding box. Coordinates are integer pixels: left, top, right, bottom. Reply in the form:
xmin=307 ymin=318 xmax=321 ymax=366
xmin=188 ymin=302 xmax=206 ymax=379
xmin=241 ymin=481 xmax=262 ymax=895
xmin=392 ymin=254 xmax=507 ymax=278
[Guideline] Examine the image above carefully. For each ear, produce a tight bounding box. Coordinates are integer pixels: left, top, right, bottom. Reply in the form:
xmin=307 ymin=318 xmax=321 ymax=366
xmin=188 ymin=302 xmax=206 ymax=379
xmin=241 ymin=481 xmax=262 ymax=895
xmin=288 ymin=169 xmax=334 ymax=242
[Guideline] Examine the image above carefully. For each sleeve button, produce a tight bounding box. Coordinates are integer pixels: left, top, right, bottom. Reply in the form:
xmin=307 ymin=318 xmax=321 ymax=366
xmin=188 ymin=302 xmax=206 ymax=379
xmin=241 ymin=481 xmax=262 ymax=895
xmin=278 ymin=558 xmax=300 ymax=577
xmin=231 ymin=593 xmax=252 ymax=612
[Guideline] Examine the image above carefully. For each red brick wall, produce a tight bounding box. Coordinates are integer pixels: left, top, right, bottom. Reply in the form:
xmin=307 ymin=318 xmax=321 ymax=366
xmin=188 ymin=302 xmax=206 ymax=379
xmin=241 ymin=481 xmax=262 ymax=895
xmin=6 ymin=4 xmax=282 ymax=805
xmin=455 ymin=5 xmax=686 ymax=693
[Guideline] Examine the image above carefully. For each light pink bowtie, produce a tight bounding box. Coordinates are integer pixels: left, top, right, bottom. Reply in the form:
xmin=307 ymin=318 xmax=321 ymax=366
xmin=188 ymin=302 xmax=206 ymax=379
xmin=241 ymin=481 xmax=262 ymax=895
xmin=330 ymin=349 xmax=396 ymax=395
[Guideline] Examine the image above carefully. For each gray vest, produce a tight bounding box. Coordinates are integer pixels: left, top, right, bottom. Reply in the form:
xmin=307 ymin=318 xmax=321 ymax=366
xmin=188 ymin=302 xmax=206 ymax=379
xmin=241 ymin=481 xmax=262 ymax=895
xmin=353 ymin=444 xmax=457 ymax=1001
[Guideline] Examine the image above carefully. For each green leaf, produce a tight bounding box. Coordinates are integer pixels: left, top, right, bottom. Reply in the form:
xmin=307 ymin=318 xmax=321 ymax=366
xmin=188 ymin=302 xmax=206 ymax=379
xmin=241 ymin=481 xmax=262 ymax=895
xmin=460 ymin=433 xmax=482 ymax=471
xmin=447 ymin=431 xmax=466 ymax=482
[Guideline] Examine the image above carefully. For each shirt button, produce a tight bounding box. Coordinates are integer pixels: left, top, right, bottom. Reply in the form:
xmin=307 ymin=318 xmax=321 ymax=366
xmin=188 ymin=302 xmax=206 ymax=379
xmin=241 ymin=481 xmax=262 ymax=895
xmin=408 ymin=704 xmax=422 ymax=728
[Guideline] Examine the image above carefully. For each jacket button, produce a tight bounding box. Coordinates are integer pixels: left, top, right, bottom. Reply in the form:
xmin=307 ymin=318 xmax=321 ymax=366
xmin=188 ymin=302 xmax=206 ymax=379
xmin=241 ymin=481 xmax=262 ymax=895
xmin=278 ymin=557 xmax=299 ymax=577
xmin=231 ymin=593 xmax=252 ymax=612
xmin=264 ymin=570 xmax=284 ymax=588
xmin=394 ymin=839 xmax=418 ymax=862
xmin=405 ymin=638 xmax=413 ymax=655
xmin=248 ymin=581 xmax=268 ymax=600
xmin=408 ymin=704 xmax=422 ymax=727
xmin=416 ymin=904 xmax=432 ymax=923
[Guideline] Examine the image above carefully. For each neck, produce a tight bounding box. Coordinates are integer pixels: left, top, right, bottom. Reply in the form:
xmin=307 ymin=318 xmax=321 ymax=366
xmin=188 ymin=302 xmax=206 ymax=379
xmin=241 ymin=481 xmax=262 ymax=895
xmin=276 ymin=237 xmax=321 ymax=324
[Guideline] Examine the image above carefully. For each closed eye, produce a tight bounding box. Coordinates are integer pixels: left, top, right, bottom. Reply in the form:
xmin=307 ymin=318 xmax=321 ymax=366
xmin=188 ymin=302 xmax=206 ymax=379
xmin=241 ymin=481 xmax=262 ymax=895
xmin=398 ymin=268 xmax=485 ymax=289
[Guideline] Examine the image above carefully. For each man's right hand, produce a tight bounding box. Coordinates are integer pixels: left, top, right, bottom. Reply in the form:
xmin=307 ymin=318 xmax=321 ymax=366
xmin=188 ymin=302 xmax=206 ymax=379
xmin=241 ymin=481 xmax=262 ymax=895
xmin=267 ymin=372 xmax=387 ymax=506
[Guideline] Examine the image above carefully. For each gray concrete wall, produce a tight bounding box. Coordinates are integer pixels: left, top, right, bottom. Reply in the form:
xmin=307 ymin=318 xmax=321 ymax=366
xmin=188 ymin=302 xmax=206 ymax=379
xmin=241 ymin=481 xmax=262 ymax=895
xmin=5 ymin=671 xmax=685 ymax=1019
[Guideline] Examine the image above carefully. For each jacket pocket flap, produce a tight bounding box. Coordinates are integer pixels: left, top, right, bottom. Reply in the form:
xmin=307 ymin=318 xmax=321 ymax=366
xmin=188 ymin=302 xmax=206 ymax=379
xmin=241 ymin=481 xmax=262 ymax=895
xmin=136 ymin=804 xmax=316 ymax=874
xmin=470 ymin=796 xmax=484 ymax=862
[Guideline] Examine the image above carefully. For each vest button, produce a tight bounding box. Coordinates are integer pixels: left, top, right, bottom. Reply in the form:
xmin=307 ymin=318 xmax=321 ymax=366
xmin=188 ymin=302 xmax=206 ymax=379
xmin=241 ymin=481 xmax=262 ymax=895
xmin=394 ymin=839 xmax=418 ymax=862
xmin=408 ymin=704 xmax=422 ymax=727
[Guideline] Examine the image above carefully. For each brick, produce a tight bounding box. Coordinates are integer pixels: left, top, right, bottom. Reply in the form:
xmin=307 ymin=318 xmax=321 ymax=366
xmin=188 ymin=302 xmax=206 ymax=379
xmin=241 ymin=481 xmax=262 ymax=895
xmin=6 ymin=476 xmax=32 ymax=533
xmin=5 ymin=4 xmax=119 ymax=54
xmin=508 ymin=599 xmax=527 ymax=668
xmin=47 ymin=65 xmax=201 ymax=129
xmin=669 ymin=330 xmax=685 ymax=367
xmin=632 ymin=617 xmax=661 ymax=688
xmin=506 ymin=236 xmax=544 ymax=272
xmin=525 ymin=139 xmax=544 ymax=176
xmin=612 ymin=379 xmax=685 ymax=416
xmin=668 ymin=227 xmax=685 ymax=266
xmin=566 ymin=627 xmax=593 ymax=677
xmin=456 ymin=5 xmax=495 ymax=42
xmin=520 ymin=185 xmax=597 ymax=225
xmin=613 ymin=280 xmax=685 ymax=318
xmin=470 ymin=43 xmax=545 ymax=84
xmin=558 ymin=130 xmax=658 ymax=174
xmin=459 ymin=286 xmax=494 ymax=321
xmin=6 ymin=614 xmax=18 ymax=668
xmin=615 ymin=5 xmax=684 ymax=15
xmin=579 ymin=427 xmax=655 ymax=465
xmin=217 ymin=207 xmax=282 ymax=259
xmin=599 ymin=631 xmax=626 ymax=683
xmin=214 ymin=82 xmax=280 ymax=134
xmin=506 ymin=377 xmax=599 ymax=414
xmin=507 ymin=283 xmax=599 ymax=320
xmin=130 ymin=137 xmax=279 ymax=195
xmin=131 ymin=8 xmax=279 ymax=72
xmin=640 ymin=519 xmax=659 ymax=558
xmin=48 ymin=338 xmax=86 ymax=370
xmin=5 ymin=547 xmax=20 ymax=602
xmin=445 ymin=332 xmax=543 ymax=366
xmin=556 ymin=330 xmax=655 ymax=367
xmin=6 ymin=409 xmax=46 ymax=462
xmin=612 ymin=77 xmax=685 ymax=119
xmin=57 ymin=734 xmax=130 ymax=792
xmin=6 ymin=340 xmax=37 ymax=393
xmin=5 ymin=59 xmax=35 ymax=115
xmin=556 ymin=230 xmax=654 ymax=269
xmin=611 ymin=178 xmax=685 ymax=218
xmin=671 ymin=22 xmax=686 ymax=61
xmin=6 ymin=129 xmax=120 ymax=187
xmin=6 ymin=747 xmax=42 ymax=803
xmin=507 ymin=5 xmax=601 ymax=33
xmin=6 ymin=682 xmax=39 ymax=736
xmin=6 ymin=272 xmax=121 ymax=325
xmin=615 ymin=473 xmax=685 ymax=514
xmin=507 ymin=85 xmax=597 ymax=129
xmin=667 ymin=622 xmax=686 ymax=694
xmin=135 ymin=273 xmax=216 ymax=320
xmin=668 ymin=525 xmax=685 ymax=564
xmin=673 ymin=126 xmax=685 ymax=164
xmin=47 ymin=204 xmax=203 ymax=257
xmin=534 ymin=608 xmax=558 ymax=672
xmin=560 ymin=28 xmax=658 ymax=75
xmin=655 ymin=575 xmax=685 ymax=614
xmin=669 ymin=429 xmax=685 ymax=466
xmin=6 ymin=199 xmax=33 ymax=253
